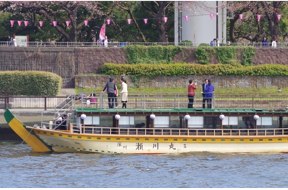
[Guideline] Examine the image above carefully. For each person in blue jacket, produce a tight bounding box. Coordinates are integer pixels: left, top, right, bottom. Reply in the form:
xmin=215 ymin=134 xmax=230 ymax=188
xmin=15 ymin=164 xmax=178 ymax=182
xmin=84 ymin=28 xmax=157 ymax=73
xmin=262 ymin=36 xmax=268 ymax=47
xmin=203 ymin=79 xmax=214 ymax=108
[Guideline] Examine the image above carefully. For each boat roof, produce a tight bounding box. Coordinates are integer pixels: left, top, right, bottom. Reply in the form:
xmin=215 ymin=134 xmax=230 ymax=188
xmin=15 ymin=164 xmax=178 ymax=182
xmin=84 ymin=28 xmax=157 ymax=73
xmin=75 ymin=108 xmax=288 ymax=116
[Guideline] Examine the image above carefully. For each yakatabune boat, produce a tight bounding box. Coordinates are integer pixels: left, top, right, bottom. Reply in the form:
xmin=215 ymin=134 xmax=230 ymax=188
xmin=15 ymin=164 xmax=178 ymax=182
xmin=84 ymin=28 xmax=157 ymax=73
xmin=4 ymin=93 xmax=288 ymax=154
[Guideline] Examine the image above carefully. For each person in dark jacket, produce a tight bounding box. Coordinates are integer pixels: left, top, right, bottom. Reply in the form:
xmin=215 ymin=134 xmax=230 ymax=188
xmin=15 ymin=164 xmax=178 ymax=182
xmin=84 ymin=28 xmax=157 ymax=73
xmin=202 ymin=79 xmax=208 ymax=108
xmin=203 ymin=79 xmax=214 ymax=108
xmin=262 ymin=36 xmax=268 ymax=47
xmin=102 ymin=78 xmax=117 ymax=108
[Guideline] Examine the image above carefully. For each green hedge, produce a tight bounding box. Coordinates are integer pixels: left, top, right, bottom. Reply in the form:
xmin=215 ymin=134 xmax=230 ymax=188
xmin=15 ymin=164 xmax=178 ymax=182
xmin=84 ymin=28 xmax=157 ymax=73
xmin=0 ymin=71 xmax=62 ymax=96
xmin=122 ymin=45 xmax=183 ymax=64
xmin=101 ymin=63 xmax=288 ymax=77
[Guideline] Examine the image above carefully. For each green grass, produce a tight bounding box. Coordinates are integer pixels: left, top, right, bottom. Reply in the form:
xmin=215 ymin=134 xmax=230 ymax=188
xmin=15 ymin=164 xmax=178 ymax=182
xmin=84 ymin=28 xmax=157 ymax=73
xmin=75 ymin=87 xmax=287 ymax=96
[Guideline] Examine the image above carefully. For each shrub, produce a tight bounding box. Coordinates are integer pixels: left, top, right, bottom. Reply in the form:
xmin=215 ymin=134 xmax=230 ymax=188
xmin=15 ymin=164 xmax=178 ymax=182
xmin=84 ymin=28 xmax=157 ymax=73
xmin=101 ymin=63 xmax=288 ymax=77
xmin=199 ymin=43 xmax=210 ymax=47
xmin=0 ymin=71 xmax=62 ymax=96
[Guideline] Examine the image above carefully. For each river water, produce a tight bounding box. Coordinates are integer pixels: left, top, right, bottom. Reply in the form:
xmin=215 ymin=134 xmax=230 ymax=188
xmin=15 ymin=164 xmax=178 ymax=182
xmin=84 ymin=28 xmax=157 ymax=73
xmin=1 ymin=141 xmax=288 ymax=188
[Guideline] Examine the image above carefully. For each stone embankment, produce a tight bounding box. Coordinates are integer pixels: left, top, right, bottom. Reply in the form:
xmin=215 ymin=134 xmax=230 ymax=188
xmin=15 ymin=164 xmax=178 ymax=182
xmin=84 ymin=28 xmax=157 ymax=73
xmin=76 ymin=75 xmax=288 ymax=89
xmin=1 ymin=47 xmax=288 ymax=88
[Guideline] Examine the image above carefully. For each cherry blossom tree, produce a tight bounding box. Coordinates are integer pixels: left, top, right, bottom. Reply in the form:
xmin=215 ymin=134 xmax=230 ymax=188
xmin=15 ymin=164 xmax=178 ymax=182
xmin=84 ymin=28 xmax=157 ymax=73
xmin=226 ymin=1 xmax=287 ymax=42
xmin=1 ymin=1 xmax=105 ymax=42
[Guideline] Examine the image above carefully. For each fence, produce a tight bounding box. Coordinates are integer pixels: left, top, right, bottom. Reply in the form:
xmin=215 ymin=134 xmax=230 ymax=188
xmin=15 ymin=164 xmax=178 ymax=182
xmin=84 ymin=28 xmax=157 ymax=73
xmin=1 ymin=92 xmax=288 ymax=110
xmin=76 ymin=92 xmax=288 ymax=110
xmin=1 ymin=41 xmax=288 ymax=48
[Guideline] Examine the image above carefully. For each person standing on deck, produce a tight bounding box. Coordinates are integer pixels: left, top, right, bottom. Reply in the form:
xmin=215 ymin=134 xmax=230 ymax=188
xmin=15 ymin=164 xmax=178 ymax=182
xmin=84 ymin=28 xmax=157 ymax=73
xmin=202 ymin=79 xmax=208 ymax=108
xmin=120 ymin=78 xmax=128 ymax=108
xmin=203 ymin=79 xmax=214 ymax=108
xmin=187 ymin=79 xmax=197 ymax=108
xmin=102 ymin=78 xmax=117 ymax=108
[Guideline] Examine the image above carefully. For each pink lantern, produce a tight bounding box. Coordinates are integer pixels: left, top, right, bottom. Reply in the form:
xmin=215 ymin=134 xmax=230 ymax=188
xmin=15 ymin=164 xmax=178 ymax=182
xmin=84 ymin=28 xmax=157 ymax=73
xmin=106 ymin=19 xmax=111 ymax=25
xmin=239 ymin=14 xmax=243 ymax=19
xmin=210 ymin=14 xmax=214 ymax=19
xmin=184 ymin=16 xmax=189 ymax=22
xmin=163 ymin=17 xmax=168 ymax=23
xmin=10 ymin=20 xmax=14 ymax=27
xmin=66 ymin=21 xmax=70 ymax=27
xmin=127 ymin=19 xmax=132 ymax=24
xmin=277 ymin=14 xmax=281 ymax=21
xmin=257 ymin=15 xmax=261 ymax=22
xmin=84 ymin=20 xmax=88 ymax=26
xmin=24 ymin=21 xmax=29 ymax=27
xmin=17 ymin=21 xmax=22 ymax=26
xmin=39 ymin=21 xmax=43 ymax=27
xmin=143 ymin=18 xmax=148 ymax=24
xmin=53 ymin=21 xmax=57 ymax=27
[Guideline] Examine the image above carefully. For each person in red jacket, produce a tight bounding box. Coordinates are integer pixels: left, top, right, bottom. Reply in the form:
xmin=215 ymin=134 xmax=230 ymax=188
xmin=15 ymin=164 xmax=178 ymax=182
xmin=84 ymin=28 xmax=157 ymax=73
xmin=188 ymin=79 xmax=197 ymax=108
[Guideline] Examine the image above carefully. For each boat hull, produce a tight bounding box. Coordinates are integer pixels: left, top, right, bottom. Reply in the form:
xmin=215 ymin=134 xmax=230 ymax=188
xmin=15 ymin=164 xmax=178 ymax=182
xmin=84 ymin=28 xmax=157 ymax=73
xmin=34 ymin=128 xmax=288 ymax=154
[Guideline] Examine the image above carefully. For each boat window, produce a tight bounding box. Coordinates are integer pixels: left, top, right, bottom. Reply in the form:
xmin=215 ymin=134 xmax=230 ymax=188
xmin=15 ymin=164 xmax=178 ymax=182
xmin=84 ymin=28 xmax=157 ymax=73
xmin=257 ymin=117 xmax=272 ymax=126
xmin=240 ymin=116 xmax=254 ymax=129
xmin=100 ymin=116 xmax=112 ymax=127
xmin=119 ymin=116 xmax=134 ymax=128
xmin=203 ymin=117 xmax=220 ymax=129
xmin=134 ymin=116 xmax=146 ymax=128
xmin=154 ymin=116 xmax=169 ymax=128
xmin=223 ymin=117 xmax=238 ymax=125
xmin=170 ymin=116 xmax=183 ymax=128
xmin=188 ymin=116 xmax=203 ymax=128
xmin=82 ymin=116 xmax=100 ymax=126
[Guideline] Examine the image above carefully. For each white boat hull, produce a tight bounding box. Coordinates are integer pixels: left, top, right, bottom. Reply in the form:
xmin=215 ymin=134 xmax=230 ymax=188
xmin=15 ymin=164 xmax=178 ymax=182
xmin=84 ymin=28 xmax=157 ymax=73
xmin=38 ymin=134 xmax=288 ymax=154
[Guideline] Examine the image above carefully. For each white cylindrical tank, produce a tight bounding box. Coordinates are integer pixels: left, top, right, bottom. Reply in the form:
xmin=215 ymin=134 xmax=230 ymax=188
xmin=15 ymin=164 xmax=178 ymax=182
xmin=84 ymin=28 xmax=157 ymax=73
xmin=181 ymin=1 xmax=226 ymax=45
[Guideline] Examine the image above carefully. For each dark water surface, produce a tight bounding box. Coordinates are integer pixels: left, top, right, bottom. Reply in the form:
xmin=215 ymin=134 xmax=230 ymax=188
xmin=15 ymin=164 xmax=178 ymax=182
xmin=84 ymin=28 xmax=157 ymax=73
xmin=1 ymin=141 xmax=288 ymax=188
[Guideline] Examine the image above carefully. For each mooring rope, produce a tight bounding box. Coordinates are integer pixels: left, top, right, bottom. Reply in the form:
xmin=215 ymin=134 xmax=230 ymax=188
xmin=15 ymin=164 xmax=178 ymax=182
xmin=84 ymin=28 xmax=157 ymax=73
xmin=21 ymin=125 xmax=36 ymax=144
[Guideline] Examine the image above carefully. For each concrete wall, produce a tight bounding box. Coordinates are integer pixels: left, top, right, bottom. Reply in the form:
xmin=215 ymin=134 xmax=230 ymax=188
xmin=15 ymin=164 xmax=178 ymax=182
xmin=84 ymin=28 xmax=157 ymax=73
xmin=1 ymin=47 xmax=288 ymax=88
xmin=76 ymin=75 xmax=288 ymax=89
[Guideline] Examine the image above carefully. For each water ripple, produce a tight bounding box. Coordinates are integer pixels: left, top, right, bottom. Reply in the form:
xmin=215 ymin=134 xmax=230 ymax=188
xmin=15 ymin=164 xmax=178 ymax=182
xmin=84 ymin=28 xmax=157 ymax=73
xmin=1 ymin=141 xmax=288 ymax=188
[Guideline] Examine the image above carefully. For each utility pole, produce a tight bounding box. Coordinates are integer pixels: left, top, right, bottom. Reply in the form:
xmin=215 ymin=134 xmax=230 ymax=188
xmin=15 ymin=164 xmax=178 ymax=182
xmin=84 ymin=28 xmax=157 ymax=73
xmin=216 ymin=1 xmax=219 ymax=46
xmin=174 ymin=1 xmax=178 ymax=45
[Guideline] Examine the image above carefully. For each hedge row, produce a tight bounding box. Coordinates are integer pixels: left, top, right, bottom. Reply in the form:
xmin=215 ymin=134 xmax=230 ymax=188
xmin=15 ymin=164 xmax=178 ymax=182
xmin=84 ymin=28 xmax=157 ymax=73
xmin=101 ymin=63 xmax=288 ymax=77
xmin=0 ymin=71 xmax=62 ymax=96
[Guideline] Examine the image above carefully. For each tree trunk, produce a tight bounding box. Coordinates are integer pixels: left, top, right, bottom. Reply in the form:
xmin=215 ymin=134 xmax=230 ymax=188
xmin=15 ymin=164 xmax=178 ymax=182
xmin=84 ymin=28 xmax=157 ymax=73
xmin=229 ymin=17 xmax=237 ymax=42
xmin=156 ymin=2 xmax=167 ymax=42
xmin=271 ymin=13 xmax=279 ymax=40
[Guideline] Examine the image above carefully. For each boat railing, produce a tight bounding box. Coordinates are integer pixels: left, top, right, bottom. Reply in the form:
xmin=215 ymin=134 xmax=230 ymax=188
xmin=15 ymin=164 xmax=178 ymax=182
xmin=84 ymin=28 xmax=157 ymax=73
xmin=68 ymin=124 xmax=288 ymax=137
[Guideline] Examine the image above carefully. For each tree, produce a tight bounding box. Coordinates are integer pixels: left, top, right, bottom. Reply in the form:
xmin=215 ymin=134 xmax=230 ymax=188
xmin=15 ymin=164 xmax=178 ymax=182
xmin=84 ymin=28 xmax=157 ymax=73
xmin=141 ymin=1 xmax=174 ymax=42
xmin=1 ymin=1 xmax=104 ymax=42
xmin=227 ymin=1 xmax=288 ymax=42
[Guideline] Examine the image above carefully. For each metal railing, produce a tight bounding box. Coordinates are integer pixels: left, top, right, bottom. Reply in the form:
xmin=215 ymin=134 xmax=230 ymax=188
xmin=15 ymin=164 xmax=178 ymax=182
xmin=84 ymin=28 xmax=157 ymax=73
xmin=67 ymin=124 xmax=288 ymax=137
xmin=1 ymin=92 xmax=288 ymax=110
xmin=76 ymin=92 xmax=288 ymax=110
xmin=1 ymin=41 xmax=288 ymax=48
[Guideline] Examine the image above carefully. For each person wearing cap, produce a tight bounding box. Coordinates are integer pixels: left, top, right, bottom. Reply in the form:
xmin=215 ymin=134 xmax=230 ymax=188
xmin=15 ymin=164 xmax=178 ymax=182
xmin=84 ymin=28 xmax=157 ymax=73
xmin=102 ymin=78 xmax=117 ymax=108
xmin=203 ymin=79 xmax=214 ymax=108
